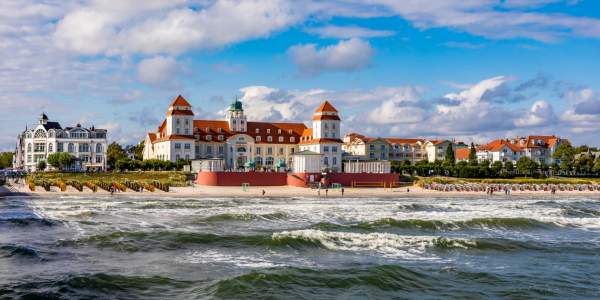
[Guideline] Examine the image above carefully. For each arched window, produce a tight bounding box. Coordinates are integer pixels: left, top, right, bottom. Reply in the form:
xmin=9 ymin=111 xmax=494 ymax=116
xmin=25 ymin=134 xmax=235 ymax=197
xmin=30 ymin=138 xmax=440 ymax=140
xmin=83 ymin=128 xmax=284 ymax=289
xmin=266 ymin=157 xmax=274 ymax=165
xmin=255 ymin=128 xmax=259 ymax=133
xmin=279 ymin=137 xmax=283 ymax=142
xmin=256 ymin=136 xmax=261 ymax=141
xmin=48 ymin=131 xmax=54 ymax=138
xmin=27 ymin=144 xmax=32 ymax=152
xmin=185 ymin=128 xmax=189 ymax=134
xmin=177 ymin=128 xmax=180 ymax=134
xmin=176 ymin=118 xmax=180 ymax=125
xmin=332 ymin=132 xmax=336 ymax=138
xmin=288 ymin=157 xmax=293 ymax=165
xmin=185 ymin=154 xmax=190 ymax=160
xmin=324 ymin=123 xmax=328 ymax=129
xmin=333 ymin=157 xmax=337 ymax=165
xmin=34 ymin=129 xmax=46 ymax=138
xmin=79 ymin=143 xmax=90 ymax=152
xmin=255 ymin=157 xmax=263 ymax=165
xmin=68 ymin=143 xmax=75 ymax=153
xmin=218 ymin=135 xmax=224 ymax=140
xmin=176 ymin=154 xmax=180 ymax=160
xmin=96 ymin=144 xmax=103 ymax=153
xmin=325 ymin=132 xmax=328 ymax=138
xmin=26 ymin=132 xmax=32 ymax=138
xmin=237 ymin=147 xmax=246 ymax=152
xmin=324 ymin=157 xmax=329 ymax=165
xmin=290 ymin=137 xmax=295 ymax=142
xmin=332 ymin=123 xmax=336 ymax=130
xmin=185 ymin=118 xmax=189 ymax=125
xmin=267 ymin=136 xmax=272 ymax=142
xmin=48 ymin=144 xmax=53 ymax=152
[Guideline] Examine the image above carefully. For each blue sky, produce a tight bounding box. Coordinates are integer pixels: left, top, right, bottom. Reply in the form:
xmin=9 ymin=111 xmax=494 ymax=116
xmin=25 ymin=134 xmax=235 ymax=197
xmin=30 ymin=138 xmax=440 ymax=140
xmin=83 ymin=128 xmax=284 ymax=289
xmin=2 ymin=0 xmax=600 ymax=151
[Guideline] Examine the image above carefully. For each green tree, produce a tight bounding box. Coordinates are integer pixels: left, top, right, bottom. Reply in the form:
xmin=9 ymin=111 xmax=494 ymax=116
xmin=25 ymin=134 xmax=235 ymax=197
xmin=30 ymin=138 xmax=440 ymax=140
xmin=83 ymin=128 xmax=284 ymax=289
xmin=58 ymin=153 xmax=74 ymax=169
xmin=550 ymin=162 xmax=559 ymax=173
xmin=0 ymin=152 xmax=14 ymax=169
xmin=390 ymin=159 xmax=401 ymax=173
xmin=491 ymin=161 xmax=503 ymax=173
xmin=37 ymin=160 xmax=47 ymax=171
xmin=108 ymin=142 xmax=123 ymax=153
xmin=504 ymin=161 xmax=514 ymax=172
xmin=593 ymin=161 xmax=600 ymax=174
xmin=402 ymin=158 xmax=411 ymax=166
xmin=455 ymin=161 xmax=467 ymax=170
xmin=136 ymin=141 xmax=145 ymax=160
xmin=46 ymin=153 xmax=61 ymax=169
xmin=552 ymin=142 xmax=577 ymax=162
xmin=445 ymin=144 xmax=455 ymax=166
xmin=540 ymin=162 xmax=549 ymax=172
xmin=107 ymin=149 xmax=125 ymax=168
xmin=467 ymin=159 xmax=478 ymax=167
xmin=573 ymin=162 xmax=581 ymax=174
xmin=479 ymin=160 xmax=490 ymax=167
xmin=174 ymin=158 xmax=187 ymax=170
xmin=516 ymin=156 xmax=537 ymax=177
xmin=468 ymin=142 xmax=477 ymax=164
xmin=560 ymin=161 xmax=572 ymax=174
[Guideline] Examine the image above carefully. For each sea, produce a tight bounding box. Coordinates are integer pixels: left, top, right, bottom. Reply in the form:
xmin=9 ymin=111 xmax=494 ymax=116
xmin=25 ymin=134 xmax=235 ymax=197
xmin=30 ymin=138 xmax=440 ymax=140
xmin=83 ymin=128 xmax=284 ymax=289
xmin=1 ymin=195 xmax=599 ymax=299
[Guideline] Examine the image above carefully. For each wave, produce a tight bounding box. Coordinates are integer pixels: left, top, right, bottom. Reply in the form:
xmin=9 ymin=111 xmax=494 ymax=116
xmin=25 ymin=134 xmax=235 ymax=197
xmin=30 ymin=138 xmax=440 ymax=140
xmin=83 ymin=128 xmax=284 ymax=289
xmin=0 ymin=217 xmax=55 ymax=227
xmin=560 ymin=206 xmax=600 ymax=217
xmin=1 ymin=245 xmax=42 ymax=260
xmin=198 ymin=212 xmax=292 ymax=222
xmin=351 ymin=217 xmax=557 ymax=231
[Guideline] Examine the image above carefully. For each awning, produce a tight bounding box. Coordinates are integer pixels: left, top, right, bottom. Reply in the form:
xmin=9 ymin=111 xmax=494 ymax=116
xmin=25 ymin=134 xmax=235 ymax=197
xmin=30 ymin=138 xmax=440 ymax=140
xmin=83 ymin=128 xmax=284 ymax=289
xmin=85 ymin=164 xmax=104 ymax=167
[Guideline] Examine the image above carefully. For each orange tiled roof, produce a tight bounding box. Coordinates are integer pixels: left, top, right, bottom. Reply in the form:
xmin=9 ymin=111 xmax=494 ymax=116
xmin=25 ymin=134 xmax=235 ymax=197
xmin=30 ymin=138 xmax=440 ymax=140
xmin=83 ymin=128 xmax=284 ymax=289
xmin=456 ymin=148 xmax=471 ymax=160
xmin=157 ymin=120 xmax=167 ymax=134
xmin=508 ymin=135 xmax=568 ymax=148
xmin=191 ymin=120 xmax=307 ymax=144
xmin=148 ymin=133 xmax=157 ymax=143
xmin=345 ymin=133 xmax=364 ymax=137
xmin=166 ymin=110 xmax=195 ymax=116
xmin=384 ymin=138 xmax=426 ymax=145
xmin=312 ymin=114 xmax=341 ymax=121
xmin=301 ymin=128 xmax=313 ymax=137
xmin=154 ymin=134 xmax=198 ymax=142
xmin=427 ymin=140 xmax=446 ymax=145
xmin=298 ymin=138 xmax=343 ymax=145
xmin=315 ymin=101 xmax=338 ymax=113
xmin=169 ymin=95 xmax=192 ymax=107
xmin=477 ymin=139 xmax=524 ymax=152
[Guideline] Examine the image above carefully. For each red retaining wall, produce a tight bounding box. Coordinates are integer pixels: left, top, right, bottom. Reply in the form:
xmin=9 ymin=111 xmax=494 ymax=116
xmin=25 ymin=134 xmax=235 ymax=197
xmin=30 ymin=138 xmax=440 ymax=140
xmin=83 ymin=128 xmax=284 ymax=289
xmin=196 ymin=172 xmax=287 ymax=186
xmin=328 ymin=173 xmax=399 ymax=187
xmin=287 ymin=173 xmax=322 ymax=188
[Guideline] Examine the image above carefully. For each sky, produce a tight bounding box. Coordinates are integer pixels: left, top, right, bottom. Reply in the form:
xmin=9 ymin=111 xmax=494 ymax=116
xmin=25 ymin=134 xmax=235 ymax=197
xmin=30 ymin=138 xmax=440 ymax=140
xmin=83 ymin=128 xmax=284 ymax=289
xmin=2 ymin=0 xmax=600 ymax=151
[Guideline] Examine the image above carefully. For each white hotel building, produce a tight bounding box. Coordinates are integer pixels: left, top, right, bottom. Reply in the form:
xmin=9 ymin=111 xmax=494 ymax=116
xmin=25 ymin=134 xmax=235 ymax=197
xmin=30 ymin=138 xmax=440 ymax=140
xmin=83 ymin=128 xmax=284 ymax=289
xmin=13 ymin=113 xmax=108 ymax=172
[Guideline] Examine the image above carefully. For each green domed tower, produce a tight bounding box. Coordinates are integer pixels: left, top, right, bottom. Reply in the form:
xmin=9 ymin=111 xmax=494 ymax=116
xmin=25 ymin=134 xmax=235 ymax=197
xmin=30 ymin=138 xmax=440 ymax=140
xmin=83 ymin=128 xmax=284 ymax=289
xmin=227 ymin=96 xmax=247 ymax=132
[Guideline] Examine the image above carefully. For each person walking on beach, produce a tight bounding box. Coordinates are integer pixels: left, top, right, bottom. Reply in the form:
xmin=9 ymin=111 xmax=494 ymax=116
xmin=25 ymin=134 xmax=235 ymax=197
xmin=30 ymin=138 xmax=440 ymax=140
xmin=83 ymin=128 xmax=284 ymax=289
xmin=341 ymin=188 xmax=344 ymax=196
xmin=325 ymin=188 xmax=328 ymax=197
xmin=262 ymin=190 xmax=265 ymax=197
xmin=407 ymin=188 xmax=410 ymax=193
xmin=318 ymin=188 xmax=320 ymax=196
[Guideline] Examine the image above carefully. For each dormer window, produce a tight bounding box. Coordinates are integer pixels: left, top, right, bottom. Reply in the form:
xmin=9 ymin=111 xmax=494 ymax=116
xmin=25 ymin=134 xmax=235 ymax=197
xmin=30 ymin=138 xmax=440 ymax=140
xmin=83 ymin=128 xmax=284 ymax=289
xmin=290 ymin=137 xmax=295 ymax=142
xmin=219 ymin=135 xmax=224 ymax=140
xmin=218 ymin=128 xmax=222 ymax=132
xmin=185 ymin=107 xmax=189 ymax=110
xmin=289 ymin=130 xmax=293 ymax=134
xmin=255 ymin=128 xmax=259 ymax=133
xmin=194 ymin=127 xmax=198 ymax=131
xmin=324 ymin=112 xmax=328 ymax=115
xmin=278 ymin=129 xmax=281 ymax=134
xmin=267 ymin=129 xmax=270 ymax=133
xmin=332 ymin=113 xmax=335 ymax=115
xmin=256 ymin=136 xmax=261 ymax=141
xmin=279 ymin=137 xmax=284 ymax=142
xmin=207 ymin=135 xmax=212 ymax=140
xmin=206 ymin=127 xmax=210 ymax=131
xmin=195 ymin=135 xmax=200 ymax=139
xmin=267 ymin=136 xmax=272 ymax=142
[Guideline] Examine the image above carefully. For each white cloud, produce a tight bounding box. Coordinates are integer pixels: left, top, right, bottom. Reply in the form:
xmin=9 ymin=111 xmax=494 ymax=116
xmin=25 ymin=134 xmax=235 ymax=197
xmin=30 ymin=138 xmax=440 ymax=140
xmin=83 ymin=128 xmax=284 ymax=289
xmin=287 ymin=38 xmax=376 ymax=77
xmin=305 ymin=25 xmax=396 ymax=39
xmin=437 ymin=80 xmax=475 ymax=89
xmin=137 ymin=55 xmax=178 ymax=85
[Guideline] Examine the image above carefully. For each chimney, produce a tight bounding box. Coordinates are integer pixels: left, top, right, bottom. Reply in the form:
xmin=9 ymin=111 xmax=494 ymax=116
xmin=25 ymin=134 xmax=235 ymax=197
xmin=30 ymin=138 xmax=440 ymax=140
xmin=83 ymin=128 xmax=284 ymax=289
xmin=91 ymin=125 xmax=95 ymax=131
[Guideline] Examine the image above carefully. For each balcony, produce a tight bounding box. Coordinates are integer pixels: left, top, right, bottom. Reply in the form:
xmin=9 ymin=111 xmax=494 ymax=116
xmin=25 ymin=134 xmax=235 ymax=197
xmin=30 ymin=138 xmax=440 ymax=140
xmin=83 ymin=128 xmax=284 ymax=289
xmin=33 ymin=150 xmax=45 ymax=153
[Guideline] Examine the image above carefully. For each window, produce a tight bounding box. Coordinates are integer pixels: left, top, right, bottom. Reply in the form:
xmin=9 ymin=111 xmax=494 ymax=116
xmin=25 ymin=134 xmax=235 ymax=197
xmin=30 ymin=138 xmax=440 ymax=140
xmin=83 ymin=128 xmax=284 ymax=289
xmin=176 ymin=118 xmax=180 ymax=125
xmin=57 ymin=143 xmax=63 ymax=153
xmin=26 ymin=132 xmax=32 ymax=138
xmin=332 ymin=147 xmax=338 ymax=152
xmin=27 ymin=144 xmax=32 ymax=152
xmin=255 ymin=156 xmax=263 ymax=165
xmin=34 ymin=129 xmax=46 ymax=138
xmin=96 ymin=144 xmax=102 ymax=153
xmin=48 ymin=144 xmax=53 ymax=152
xmin=291 ymin=148 xmax=295 ymax=154
xmin=266 ymin=157 xmax=274 ymax=165
xmin=218 ymin=146 xmax=224 ymax=154
xmin=195 ymin=145 xmax=200 ymax=153
xmin=370 ymin=153 xmax=375 ymax=159
xmin=79 ymin=143 xmax=90 ymax=152
xmin=195 ymin=135 xmax=200 ymax=139
xmin=233 ymin=120 xmax=237 ymax=124
xmin=278 ymin=129 xmax=281 ymax=134
xmin=49 ymin=131 xmax=54 ymax=138
xmin=289 ymin=130 xmax=293 ymax=134
xmin=237 ymin=146 xmax=246 ymax=152
xmin=256 ymin=136 xmax=261 ymax=141
xmin=176 ymin=154 xmax=180 ymax=160
xmin=438 ymin=146 xmax=443 ymax=150
xmin=324 ymin=146 xmax=330 ymax=152
xmin=27 ymin=155 xmax=32 ymax=163
xmin=370 ymin=145 xmax=375 ymax=151
xmin=268 ymin=147 xmax=273 ymax=155
xmin=68 ymin=143 xmax=75 ymax=153
xmin=206 ymin=127 xmax=210 ymax=131
xmin=218 ymin=135 xmax=224 ymax=140
xmin=267 ymin=136 xmax=272 ymax=142
xmin=279 ymin=137 xmax=283 ymax=142
xmin=218 ymin=128 xmax=222 ymax=132
xmin=241 ymin=121 xmax=245 ymax=125
xmin=279 ymin=148 xmax=284 ymax=155
xmin=267 ymin=129 xmax=271 ymax=133
xmin=324 ymin=123 xmax=328 ymax=129
xmin=325 ymin=133 xmax=328 ymax=138
xmin=290 ymin=137 xmax=295 ymax=142
xmin=380 ymin=153 xmax=385 ymax=159
xmin=176 ymin=128 xmax=180 ymax=134
xmin=175 ymin=143 xmax=181 ymax=149
xmin=207 ymin=146 xmax=212 ymax=153
xmin=332 ymin=123 xmax=336 ymax=130
xmin=255 ymin=128 xmax=259 ymax=133
xmin=380 ymin=145 xmax=386 ymax=151
xmin=324 ymin=157 xmax=329 ymax=165
xmin=195 ymin=127 xmax=198 ymax=131
xmin=185 ymin=128 xmax=189 ymax=134
xmin=207 ymin=135 xmax=212 ymax=140
xmin=185 ymin=143 xmax=191 ymax=150
xmin=185 ymin=154 xmax=190 ymax=160
xmin=96 ymin=156 xmax=102 ymax=163
xmin=333 ymin=157 xmax=337 ymax=165
xmin=185 ymin=119 xmax=189 ymax=125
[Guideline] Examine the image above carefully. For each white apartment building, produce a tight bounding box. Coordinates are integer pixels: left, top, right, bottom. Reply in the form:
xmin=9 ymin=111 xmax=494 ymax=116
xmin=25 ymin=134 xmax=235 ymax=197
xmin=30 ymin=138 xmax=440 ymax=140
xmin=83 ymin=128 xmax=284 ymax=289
xmin=475 ymin=135 xmax=569 ymax=165
xmin=13 ymin=113 xmax=108 ymax=172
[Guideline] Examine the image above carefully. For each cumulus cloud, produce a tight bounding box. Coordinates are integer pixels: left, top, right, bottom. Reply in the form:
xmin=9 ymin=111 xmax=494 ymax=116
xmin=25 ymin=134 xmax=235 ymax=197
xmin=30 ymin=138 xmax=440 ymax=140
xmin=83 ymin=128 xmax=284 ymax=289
xmin=136 ymin=55 xmax=178 ymax=86
xmin=287 ymin=38 xmax=376 ymax=77
xmin=305 ymin=25 xmax=397 ymax=39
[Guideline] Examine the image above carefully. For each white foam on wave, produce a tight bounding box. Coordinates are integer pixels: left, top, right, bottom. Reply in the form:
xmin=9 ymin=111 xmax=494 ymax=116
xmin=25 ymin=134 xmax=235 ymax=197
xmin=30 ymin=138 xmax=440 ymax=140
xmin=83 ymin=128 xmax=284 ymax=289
xmin=178 ymin=249 xmax=287 ymax=268
xmin=272 ymin=229 xmax=476 ymax=259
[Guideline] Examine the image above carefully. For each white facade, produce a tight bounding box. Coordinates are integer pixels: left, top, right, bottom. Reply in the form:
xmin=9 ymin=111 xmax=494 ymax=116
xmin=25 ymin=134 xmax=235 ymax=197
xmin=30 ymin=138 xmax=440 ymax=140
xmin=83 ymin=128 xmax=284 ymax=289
xmin=344 ymin=161 xmax=391 ymax=173
xmin=13 ymin=113 xmax=108 ymax=172
xmin=292 ymin=151 xmax=323 ymax=173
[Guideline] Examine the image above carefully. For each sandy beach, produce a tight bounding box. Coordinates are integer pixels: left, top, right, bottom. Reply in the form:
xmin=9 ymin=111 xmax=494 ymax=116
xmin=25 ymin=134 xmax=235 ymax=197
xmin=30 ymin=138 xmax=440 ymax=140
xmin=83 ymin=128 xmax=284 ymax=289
xmin=2 ymin=183 xmax=600 ymax=198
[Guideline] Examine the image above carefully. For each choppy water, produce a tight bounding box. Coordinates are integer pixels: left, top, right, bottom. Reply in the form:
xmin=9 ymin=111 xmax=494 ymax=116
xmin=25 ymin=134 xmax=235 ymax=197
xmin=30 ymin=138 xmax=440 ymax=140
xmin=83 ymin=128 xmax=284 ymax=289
xmin=1 ymin=195 xmax=600 ymax=299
